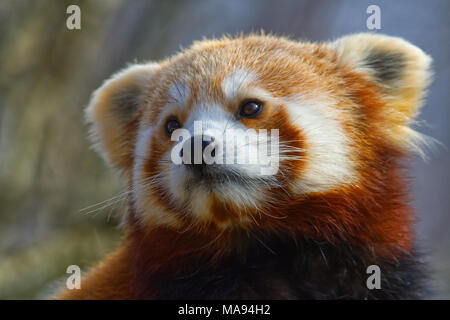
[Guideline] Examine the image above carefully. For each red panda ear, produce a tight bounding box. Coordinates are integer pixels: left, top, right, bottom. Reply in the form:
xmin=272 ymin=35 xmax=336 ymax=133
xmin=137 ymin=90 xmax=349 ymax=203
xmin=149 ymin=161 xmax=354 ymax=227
xmin=86 ymin=63 xmax=160 ymax=171
xmin=332 ymin=33 xmax=433 ymax=153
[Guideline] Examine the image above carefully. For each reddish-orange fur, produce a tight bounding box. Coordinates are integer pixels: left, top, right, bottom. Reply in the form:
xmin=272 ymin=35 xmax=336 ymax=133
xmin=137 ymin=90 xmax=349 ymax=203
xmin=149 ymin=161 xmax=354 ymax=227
xmin=59 ymin=33 xmax=431 ymax=299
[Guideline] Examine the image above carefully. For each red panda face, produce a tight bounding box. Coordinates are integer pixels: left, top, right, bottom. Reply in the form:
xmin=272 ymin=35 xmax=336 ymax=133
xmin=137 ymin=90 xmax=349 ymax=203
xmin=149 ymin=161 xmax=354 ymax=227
xmin=130 ymin=39 xmax=354 ymax=228
xmin=87 ymin=34 xmax=431 ymax=238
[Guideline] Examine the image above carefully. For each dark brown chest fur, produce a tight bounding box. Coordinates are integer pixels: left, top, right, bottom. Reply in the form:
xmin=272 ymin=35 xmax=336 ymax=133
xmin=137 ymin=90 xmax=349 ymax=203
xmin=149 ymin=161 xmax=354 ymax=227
xmin=136 ymin=236 xmax=428 ymax=300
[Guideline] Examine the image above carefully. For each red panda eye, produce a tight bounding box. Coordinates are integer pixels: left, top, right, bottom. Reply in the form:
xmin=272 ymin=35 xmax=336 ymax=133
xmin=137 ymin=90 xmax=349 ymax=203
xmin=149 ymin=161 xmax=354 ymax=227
xmin=239 ymin=100 xmax=263 ymax=118
xmin=165 ymin=119 xmax=181 ymax=136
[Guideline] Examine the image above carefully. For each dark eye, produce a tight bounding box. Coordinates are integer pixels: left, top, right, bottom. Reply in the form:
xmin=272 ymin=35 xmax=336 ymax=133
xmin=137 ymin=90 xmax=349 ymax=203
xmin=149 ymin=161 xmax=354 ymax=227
xmin=239 ymin=100 xmax=263 ymax=118
xmin=165 ymin=119 xmax=181 ymax=136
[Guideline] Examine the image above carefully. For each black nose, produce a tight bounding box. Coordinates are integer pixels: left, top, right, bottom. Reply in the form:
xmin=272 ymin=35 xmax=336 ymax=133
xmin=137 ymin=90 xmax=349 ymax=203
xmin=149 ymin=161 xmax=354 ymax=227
xmin=180 ymin=135 xmax=214 ymax=172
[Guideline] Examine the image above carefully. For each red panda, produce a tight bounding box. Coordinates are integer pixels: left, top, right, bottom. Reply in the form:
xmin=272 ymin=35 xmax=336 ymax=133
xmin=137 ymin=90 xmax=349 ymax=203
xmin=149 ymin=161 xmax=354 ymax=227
xmin=58 ymin=33 xmax=432 ymax=299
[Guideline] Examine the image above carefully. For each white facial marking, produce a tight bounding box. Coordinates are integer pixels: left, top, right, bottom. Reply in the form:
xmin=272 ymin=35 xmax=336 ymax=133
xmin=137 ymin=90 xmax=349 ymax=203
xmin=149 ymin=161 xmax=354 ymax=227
xmin=168 ymin=82 xmax=190 ymax=105
xmin=285 ymin=95 xmax=356 ymax=193
xmin=132 ymin=127 xmax=180 ymax=227
xmin=133 ymin=127 xmax=153 ymax=186
xmin=188 ymin=186 xmax=213 ymax=220
xmin=221 ymin=69 xmax=257 ymax=100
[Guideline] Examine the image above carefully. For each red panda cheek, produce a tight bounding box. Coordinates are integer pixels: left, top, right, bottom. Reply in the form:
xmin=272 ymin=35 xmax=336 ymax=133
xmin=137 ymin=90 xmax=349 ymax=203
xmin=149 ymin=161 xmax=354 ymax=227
xmin=237 ymin=105 xmax=307 ymax=183
xmin=272 ymin=108 xmax=308 ymax=182
xmin=137 ymin=136 xmax=185 ymax=219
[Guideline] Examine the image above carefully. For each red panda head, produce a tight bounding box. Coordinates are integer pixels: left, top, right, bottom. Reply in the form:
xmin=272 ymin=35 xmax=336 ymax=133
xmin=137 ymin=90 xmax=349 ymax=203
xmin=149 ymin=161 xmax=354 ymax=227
xmin=87 ymin=34 xmax=432 ymax=254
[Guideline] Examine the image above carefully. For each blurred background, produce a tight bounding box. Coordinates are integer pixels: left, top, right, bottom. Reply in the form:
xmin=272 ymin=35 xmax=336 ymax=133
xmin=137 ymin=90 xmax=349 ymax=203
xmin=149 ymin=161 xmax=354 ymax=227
xmin=0 ymin=0 xmax=448 ymax=299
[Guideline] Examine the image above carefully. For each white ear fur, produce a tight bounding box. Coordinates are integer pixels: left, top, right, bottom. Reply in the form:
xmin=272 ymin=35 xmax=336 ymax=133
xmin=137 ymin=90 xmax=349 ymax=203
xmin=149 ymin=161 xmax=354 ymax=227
xmin=332 ymin=33 xmax=433 ymax=153
xmin=86 ymin=62 xmax=160 ymax=171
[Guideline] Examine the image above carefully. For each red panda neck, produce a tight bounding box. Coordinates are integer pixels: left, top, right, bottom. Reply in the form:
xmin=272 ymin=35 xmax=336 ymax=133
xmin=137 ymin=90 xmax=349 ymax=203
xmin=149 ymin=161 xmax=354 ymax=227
xmin=125 ymin=177 xmax=413 ymax=275
xmin=278 ymin=169 xmax=414 ymax=258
